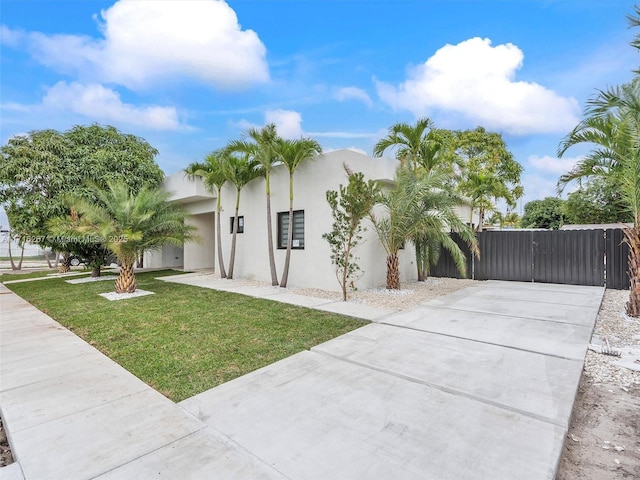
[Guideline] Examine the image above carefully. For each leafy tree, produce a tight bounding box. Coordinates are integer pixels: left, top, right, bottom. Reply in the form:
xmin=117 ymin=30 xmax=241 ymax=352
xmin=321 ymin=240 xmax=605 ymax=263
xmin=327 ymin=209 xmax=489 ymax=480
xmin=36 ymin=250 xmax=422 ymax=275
xmin=275 ymin=137 xmax=322 ymax=288
xmin=0 ymin=124 xmax=163 ymax=273
xmin=564 ymin=177 xmax=632 ymax=224
xmin=227 ymin=125 xmax=281 ymax=286
xmin=521 ymin=197 xmax=566 ymax=229
xmin=51 ymin=181 xmax=196 ymax=293
xmin=488 ymin=211 xmax=521 ymax=229
xmin=455 ymin=127 xmax=524 ymax=231
xmin=222 ymin=152 xmax=262 ymax=279
xmin=323 ymin=165 xmax=380 ymax=301
xmin=370 ymin=167 xmax=477 ymax=289
xmin=185 ymin=150 xmax=230 ymax=278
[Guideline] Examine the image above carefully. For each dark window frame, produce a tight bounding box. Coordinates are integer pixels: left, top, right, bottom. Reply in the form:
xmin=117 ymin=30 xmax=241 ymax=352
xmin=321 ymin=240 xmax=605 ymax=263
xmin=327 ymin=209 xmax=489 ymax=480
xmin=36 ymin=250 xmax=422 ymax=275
xmin=230 ymin=215 xmax=244 ymax=234
xmin=277 ymin=210 xmax=304 ymax=249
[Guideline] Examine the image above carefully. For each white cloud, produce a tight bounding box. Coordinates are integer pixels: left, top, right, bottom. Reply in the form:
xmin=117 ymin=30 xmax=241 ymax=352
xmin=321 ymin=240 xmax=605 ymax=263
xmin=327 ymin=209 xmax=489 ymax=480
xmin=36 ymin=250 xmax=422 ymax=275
xmin=265 ymin=109 xmax=303 ymax=139
xmin=0 ymin=25 xmax=24 ymax=47
xmin=376 ymin=37 xmax=580 ymax=135
xmin=334 ymin=87 xmax=373 ymax=107
xmin=43 ymin=82 xmax=185 ymax=130
xmin=529 ymin=154 xmax=581 ymax=175
xmin=21 ymin=0 xmax=268 ymax=90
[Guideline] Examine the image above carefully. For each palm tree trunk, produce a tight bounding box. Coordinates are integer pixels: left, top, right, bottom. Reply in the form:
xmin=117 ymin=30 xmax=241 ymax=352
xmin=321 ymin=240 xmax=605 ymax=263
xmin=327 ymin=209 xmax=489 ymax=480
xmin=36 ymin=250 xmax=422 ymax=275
xmin=415 ymin=239 xmax=425 ymax=281
xmin=265 ymin=173 xmax=278 ymax=286
xmin=91 ymin=266 xmax=101 ymax=277
xmin=136 ymin=252 xmax=144 ymax=268
xmin=215 ymin=190 xmax=227 ymax=278
xmin=280 ymin=174 xmax=295 ymax=288
xmin=386 ymin=252 xmax=401 ymax=290
xmin=115 ymin=260 xmax=137 ymax=293
xmin=624 ymin=226 xmax=640 ymax=317
xmin=59 ymin=253 xmax=71 ymax=273
xmin=228 ymin=191 xmax=241 ymax=279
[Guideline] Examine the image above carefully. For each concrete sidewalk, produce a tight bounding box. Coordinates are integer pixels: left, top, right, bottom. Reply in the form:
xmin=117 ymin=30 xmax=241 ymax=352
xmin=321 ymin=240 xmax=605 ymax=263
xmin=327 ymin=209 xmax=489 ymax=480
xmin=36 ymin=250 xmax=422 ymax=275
xmin=0 ymin=277 xmax=603 ymax=479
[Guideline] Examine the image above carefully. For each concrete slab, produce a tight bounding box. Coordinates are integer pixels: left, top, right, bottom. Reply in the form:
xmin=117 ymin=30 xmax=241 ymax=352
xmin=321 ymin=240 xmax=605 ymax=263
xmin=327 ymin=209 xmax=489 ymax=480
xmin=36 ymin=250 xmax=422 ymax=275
xmin=11 ymin=389 xmax=203 ymax=480
xmin=181 ymin=351 xmax=565 ymax=480
xmin=481 ymin=280 xmax=605 ymax=295
xmin=0 ymin=342 xmax=114 ymax=391
xmin=0 ymin=363 xmax=148 ymax=433
xmin=381 ymin=305 xmax=593 ymax=359
xmin=462 ymin=284 xmax=603 ymax=308
xmin=313 ymin=323 xmax=582 ymax=426
xmin=314 ymin=301 xmax=395 ymax=320
xmin=0 ymin=328 xmax=89 ymax=363
xmin=0 ymin=463 xmax=25 ymax=480
xmin=94 ymin=429 xmax=288 ymax=480
xmin=424 ymin=290 xmax=598 ymax=326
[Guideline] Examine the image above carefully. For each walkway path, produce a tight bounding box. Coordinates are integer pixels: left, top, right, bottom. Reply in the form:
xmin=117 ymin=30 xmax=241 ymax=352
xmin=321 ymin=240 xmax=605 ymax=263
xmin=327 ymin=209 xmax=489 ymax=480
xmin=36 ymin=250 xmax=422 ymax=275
xmin=0 ymin=276 xmax=603 ymax=479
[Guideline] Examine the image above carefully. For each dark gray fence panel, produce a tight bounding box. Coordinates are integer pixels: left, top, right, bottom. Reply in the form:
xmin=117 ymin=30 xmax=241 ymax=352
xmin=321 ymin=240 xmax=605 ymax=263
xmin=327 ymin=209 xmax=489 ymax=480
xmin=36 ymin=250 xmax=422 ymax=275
xmin=430 ymin=233 xmax=472 ymax=278
xmin=606 ymin=228 xmax=630 ymax=290
xmin=532 ymin=230 xmax=605 ymax=286
xmin=474 ymin=231 xmax=533 ymax=281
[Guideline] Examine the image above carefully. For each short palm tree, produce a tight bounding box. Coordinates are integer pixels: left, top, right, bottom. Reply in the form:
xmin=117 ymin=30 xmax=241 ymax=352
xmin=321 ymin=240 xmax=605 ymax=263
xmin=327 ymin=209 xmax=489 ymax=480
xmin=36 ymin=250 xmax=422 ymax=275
xmin=185 ymin=150 xmax=229 ymax=278
xmin=558 ymin=78 xmax=640 ymax=315
xmin=370 ymin=167 xmax=477 ymax=289
xmin=373 ymin=117 xmax=452 ymax=173
xmin=52 ymin=181 xmax=195 ymax=293
xmin=275 ymin=137 xmax=322 ymax=287
xmin=222 ymin=152 xmax=262 ymax=279
xmin=227 ymin=124 xmax=281 ymax=286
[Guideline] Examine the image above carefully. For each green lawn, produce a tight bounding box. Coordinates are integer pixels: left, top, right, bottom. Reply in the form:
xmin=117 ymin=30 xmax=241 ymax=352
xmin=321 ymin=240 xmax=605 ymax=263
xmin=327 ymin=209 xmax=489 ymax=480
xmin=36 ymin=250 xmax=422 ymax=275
xmin=0 ymin=269 xmax=91 ymax=282
xmin=7 ymin=270 xmax=366 ymax=402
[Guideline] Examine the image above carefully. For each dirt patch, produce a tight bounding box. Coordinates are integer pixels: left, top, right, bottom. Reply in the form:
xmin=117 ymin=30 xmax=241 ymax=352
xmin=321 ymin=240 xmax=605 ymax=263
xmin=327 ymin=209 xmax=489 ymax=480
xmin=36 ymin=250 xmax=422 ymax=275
xmin=557 ymin=289 xmax=640 ymax=479
xmin=0 ymin=416 xmax=14 ymax=467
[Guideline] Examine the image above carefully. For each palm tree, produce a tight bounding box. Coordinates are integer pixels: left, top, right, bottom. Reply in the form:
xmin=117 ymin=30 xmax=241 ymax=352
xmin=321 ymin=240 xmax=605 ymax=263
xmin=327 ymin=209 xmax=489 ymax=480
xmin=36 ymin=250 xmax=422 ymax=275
xmin=370 ymin=168 xmax=477 ymax=289
xmin=558 ymin=79 xmax=640 ymax=315
xmin=185 ymin=150 xmax=229 ymax=278
xmin=373 ymin=117 xmax=452 ymax=173
xmin=227 ymin=124 xmax=281 ymax=286
xmin=275 ymin=137 xmax=322 ymax=287
xmin=51 ymin=181 xmax=195 ymax=293
xmin=222 ymin=152 xmax=262 ymax=279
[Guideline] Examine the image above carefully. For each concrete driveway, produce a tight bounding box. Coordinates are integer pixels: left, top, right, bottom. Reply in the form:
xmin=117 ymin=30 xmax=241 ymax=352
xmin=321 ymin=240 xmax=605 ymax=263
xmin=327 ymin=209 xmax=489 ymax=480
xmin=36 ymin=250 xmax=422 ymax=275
xmin=0 ymin=279 xmax=603 ymax=479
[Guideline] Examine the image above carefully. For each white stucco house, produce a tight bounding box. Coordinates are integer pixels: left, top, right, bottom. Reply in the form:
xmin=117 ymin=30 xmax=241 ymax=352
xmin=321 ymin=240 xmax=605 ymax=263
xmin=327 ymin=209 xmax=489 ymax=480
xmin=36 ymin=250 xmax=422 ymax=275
xmin=146 ymin=149 xmax=476 ymax=291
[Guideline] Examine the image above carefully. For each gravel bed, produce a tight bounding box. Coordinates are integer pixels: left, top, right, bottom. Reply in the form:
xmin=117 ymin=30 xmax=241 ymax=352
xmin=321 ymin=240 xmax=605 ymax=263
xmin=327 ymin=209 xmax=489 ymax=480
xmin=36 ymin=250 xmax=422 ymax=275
xmin=292 ymin=277 xmax=477 ymax=310
xmin=99 ymin=289 xmax=155 ymax=301
xmin=585 ymin=289 xmax=640 ymax=387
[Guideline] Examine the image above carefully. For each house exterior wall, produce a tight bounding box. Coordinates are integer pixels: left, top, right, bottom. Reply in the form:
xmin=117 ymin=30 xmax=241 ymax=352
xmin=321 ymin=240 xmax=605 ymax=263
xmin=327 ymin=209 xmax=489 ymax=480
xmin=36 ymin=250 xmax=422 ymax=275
xmin=217 ymin=149 xmax=416 ymax=291
xmin=157 ymin=149 xmax=478 ymax=291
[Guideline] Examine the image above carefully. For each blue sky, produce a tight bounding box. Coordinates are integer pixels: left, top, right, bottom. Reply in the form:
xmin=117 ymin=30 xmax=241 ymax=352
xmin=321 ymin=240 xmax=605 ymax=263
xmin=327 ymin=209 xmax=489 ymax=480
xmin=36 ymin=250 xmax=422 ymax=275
xmin=1 ymin=0 xmax=637 ymax=228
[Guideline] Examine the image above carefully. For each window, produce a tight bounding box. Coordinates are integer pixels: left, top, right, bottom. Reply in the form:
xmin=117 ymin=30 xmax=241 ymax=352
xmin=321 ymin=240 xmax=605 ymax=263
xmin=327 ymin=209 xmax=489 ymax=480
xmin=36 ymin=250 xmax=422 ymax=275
xmin=230 ymin=216 xmax=244 ymax=234
xmin=278 ymin=210 xmax=304 ymax=249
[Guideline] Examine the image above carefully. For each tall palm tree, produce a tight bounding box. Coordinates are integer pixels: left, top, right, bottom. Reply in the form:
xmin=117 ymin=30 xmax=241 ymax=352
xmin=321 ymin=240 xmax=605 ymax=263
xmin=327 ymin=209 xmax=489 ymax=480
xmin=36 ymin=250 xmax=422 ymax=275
xmin=50 ymin=181 xmax=195 ymax=293
xmin=222 ymin=152 xmax=262 ymax=279
xmin=558 ymin=79 xmax=640 ymax=315
xmin=373 ymin=117 xmax=452 ymax=173
xmin=370 ymin=167 xmax=477 ymax=289
xmin=275 ymin=137 xmax=322 ymax=287
xmin=227 ymin=124 xmax=281 ymax=286
xmin=185 ymin=150 xmax=229 ymax=278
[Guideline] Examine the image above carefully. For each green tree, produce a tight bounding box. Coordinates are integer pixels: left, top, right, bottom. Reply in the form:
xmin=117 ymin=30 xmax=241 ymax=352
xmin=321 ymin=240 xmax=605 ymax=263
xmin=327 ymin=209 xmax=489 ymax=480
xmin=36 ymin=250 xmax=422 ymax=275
xmin=275 ymin=137 xmax=323 ymax=288
xmin=564 ymin=177 xmax=632 ymax=224
xmin=455 ymin=127 xmax=524 ymax=231
xmin=370 ymin=167 xmax=477 ymax=289
xmin=227 ymin=124 xmax=281 ymax=286
xmin=323 ymin=165 xmax=380 ymax=301
xmin=373 ymin=118 xmax=457 ymax=280
xmin=50 ymin=181 xmax=195 ymax=293
xmin=373 ymin=117 xmax=453 ymax=173
xmin=185 ymin=150 xmax=230 ymax=278
xmin=222 ymin=153 xmax=262 ymax=279
xmin=521 ymin=197 xmax=566 ymax=229
xmin=0 ymin=124 xmax=163 ymax=273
